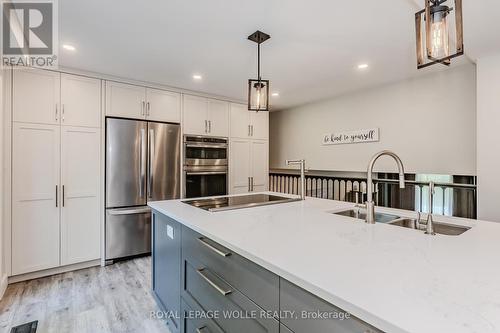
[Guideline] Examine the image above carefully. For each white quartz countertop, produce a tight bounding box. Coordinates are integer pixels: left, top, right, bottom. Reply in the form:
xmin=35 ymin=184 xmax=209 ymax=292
xmin=148 ymin=192 xmax=500 ymax=333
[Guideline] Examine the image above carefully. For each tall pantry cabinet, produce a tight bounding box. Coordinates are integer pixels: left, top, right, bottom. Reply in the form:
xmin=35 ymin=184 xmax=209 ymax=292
xmin=11 ymin=68 xmax=101 ymax=275
xmin=229 ymin=103 xmax=269 ymax=194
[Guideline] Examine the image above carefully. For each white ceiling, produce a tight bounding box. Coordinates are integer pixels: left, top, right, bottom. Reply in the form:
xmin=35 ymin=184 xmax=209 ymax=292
xmin=58 ymin=0 xmax=500 ymax=110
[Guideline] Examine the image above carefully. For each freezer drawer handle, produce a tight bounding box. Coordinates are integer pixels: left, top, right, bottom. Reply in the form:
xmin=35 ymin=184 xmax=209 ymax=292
xmin=198 ymin=237 xmax=231 ymax=257
xmin=108 ymin=207 xmax=152 ymax=216
xmin=196 ymin=268 xmax=232 ymax=296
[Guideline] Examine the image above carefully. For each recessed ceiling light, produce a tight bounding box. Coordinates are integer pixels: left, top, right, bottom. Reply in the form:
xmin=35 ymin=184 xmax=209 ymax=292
xmin=271 ymin=92 xmax=279 ymax=97
xmin=357 ymin=63 xmax=369 ymax=70
xmin=62 ymin=44 xmax=76 ymax=51
xmin=192 ymin=74 xmax=202 ymax=80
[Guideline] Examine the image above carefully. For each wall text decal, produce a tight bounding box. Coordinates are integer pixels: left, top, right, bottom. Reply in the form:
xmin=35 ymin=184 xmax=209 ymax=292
xmin=322 ymin=128 xmax=379 ymax=145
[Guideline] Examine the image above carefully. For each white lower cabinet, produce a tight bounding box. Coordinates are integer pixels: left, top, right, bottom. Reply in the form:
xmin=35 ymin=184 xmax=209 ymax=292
xmin=229 ymin=139 xmax=269 ymax=194
xmin=12 ymin=123 xmax=61 ymax=275
xmin=12 ymin=123 xmax=101 ymax=275
xmin=229 ymin=139 xmax=252 ymax=194
xmin=61 ymin=127 xmax=101 ymax=265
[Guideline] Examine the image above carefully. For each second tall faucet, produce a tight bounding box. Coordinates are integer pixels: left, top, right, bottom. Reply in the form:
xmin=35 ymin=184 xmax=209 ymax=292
xmin=286 ymin=159 xmax=307 ymax=200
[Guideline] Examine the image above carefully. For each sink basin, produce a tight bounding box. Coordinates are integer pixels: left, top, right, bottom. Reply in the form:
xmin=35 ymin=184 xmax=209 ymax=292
xmin=389 ymin=218 xmax=470 ymax=236
xmin=333 ymin=209 xmax=400 ymax=223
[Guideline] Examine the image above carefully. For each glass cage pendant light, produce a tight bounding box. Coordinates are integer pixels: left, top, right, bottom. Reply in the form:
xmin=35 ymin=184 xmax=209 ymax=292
xmin=415 ymin=0 xmax=464 ymax=69
xmin=248 ymin=30 xmax=271 ymax=111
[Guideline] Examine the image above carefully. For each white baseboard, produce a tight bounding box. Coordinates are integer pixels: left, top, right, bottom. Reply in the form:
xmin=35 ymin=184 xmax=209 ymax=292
xmin=8 ymin=260 xmax=100 ymax=284
xmin=0 ymin=273 xmax=8 ymax=300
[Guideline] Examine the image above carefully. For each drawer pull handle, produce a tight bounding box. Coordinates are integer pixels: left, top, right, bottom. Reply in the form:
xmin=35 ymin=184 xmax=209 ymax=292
xmin=197 ymin=268 xmax=232 ymax=296
xmin=196 ymin=326 xmax=209 ymax=333
xmin=198 ymin=237 xmax=231 ymax=257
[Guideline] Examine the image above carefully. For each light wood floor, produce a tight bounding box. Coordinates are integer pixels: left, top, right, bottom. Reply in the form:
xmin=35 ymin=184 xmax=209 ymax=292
xmin=0 ymin=257 xmax=170 ymax=333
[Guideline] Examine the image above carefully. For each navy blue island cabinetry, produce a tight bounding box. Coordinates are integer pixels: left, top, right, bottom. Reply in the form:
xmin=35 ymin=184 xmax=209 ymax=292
xmin=151 ymin=210 xmax=383 ymax=333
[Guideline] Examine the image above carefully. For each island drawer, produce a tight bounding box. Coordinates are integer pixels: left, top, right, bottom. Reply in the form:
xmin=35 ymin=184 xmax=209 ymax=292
xmin=181 ymin=299 xmax=224 ymax=333
xmin=182 ymin=258 xmax=279 ymax=333
xmin=280 ymin=278 xmax=383 ymax=333
xmin=182 ymin=226 xmax=279 ymax=312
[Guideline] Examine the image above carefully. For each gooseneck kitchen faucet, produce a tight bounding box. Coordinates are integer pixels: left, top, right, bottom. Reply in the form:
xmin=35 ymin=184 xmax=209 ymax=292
xmin=364 ymin=151 xmax=406 ymax=224
xmin=286 ymin=159 xmax=306 ymax=200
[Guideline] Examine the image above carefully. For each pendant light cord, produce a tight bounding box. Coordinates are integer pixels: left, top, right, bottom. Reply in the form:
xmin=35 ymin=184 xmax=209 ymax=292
xmin=257 ymin=43 xmax=261 ymax=81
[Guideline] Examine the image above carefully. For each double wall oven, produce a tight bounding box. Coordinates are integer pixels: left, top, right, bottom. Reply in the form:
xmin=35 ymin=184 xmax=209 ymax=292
xmin=184 ymin=135 xmax=228 ymax=198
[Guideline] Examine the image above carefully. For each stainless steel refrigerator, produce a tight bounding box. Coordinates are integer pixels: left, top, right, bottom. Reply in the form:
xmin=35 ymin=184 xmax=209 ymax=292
xmin=105 ymin=118 xmax=180 ymax=262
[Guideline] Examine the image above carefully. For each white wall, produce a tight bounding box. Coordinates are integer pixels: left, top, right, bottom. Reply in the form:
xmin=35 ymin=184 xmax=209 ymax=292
xmin=477 ymin=55 xmax=500 ymax=222
xmin=270 ymin=64 xmax=477 ymax=175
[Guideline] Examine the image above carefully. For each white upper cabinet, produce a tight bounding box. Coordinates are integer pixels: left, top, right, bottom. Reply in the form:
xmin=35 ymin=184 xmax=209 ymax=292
xmin=106 ymin=81 xmax=181 ymax=122
xmin=207 ymin=99 xmax=229 ymax=137
xmin=183 ymin=95 xmax=208 ymax=135
xmin=230 ymin=103 xmax=269 ymax=140
xmin=230 ymin=103 xmax=250 ymax=138
xmin=146 ymin=88 xmax=181 ymax=123
xmin=250 ymin=111 xmax=269 ymax=140
xmin=106 ymin=81 xmax=146 ymax=119
xmin=13 ymin=68 xmax=60 ymax=125
xmin=61 ymin=74 xmax=101 ymax=127
xmin=12 ymin=123 xmax=61 ymax=275
xmin=183 ymin=95 xmax=229 ymax=136
xmin=61 ymin=127 xmax=101 ymax=265
xmin=13 ymin=70 xmax=102 ymax=128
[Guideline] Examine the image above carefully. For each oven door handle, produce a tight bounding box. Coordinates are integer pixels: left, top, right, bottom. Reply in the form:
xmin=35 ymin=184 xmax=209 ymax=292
xmin=186 ymin=171 xmax=227 ymax=176
xmin=185 ymin=143 xmax=228 ymax=149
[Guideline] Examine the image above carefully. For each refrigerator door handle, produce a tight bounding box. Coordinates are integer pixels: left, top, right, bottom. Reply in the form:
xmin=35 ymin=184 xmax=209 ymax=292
xmin=148 ymin=128 xmax=155 ymax=199
xmin=139 ymin=128 xmax=146 ymax=198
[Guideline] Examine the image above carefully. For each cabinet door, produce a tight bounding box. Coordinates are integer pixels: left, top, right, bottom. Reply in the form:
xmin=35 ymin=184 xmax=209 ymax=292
xmin=105 ymin=81 xmax=146 ymax=119
xmin=280 ymin=278 xmax=383 ymax=333
xmin=229 ymin=103 xmax=250 ymax=138
xmin=61 ymin=74 xmax=101 ymax=127
xmin=12 ymin=123 xmax=60 ymax=274
xmin=229 ymin=139 xmax=251 ymax=194
xmin=61 ymin=127 xmax=101 ymax=265
xmin=251 ymin=140 xmax=269 ymax=191
xmin=207 ymin=99 xmax=229 ymax=137
xmin=183 ymin=95 xmax=208 ymax=135
xmin=146 ymin=88 xmax=181 ymax=123
xmin=13 ymin=68 xmax=60 ymax=125
xmin=153 ymin=213 xmax=181 ymax=333
xmin=250 ymin=111 xmax=269 ymax=140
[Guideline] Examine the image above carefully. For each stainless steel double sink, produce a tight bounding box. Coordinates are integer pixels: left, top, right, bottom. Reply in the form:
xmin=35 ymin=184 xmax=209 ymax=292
xmin=332 ymin=208 xmax=470 ymax=236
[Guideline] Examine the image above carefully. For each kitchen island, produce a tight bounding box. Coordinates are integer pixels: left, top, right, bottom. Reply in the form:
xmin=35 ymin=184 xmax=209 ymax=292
xmin=149 ymin=192 xmax=500 ymax=333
